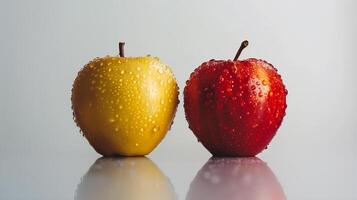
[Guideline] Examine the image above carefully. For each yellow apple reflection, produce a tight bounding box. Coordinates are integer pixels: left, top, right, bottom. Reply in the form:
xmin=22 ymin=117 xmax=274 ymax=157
xmin=186 ymin=157 xmax=286 ymax=200
xmin=75 ymin=157 xmax=177 ymax=200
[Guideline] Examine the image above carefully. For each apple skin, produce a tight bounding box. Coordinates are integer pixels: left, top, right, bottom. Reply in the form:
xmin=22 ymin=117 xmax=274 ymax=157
xmin=75 ymin=157 xmax=177 ymax=200
xmin=186 ymin=157 xmax=286 ymax=200
xmin=72 ymin=56 xmax=179 ymax=156
xmin=184 ymin=58 xmax=287 ymax=156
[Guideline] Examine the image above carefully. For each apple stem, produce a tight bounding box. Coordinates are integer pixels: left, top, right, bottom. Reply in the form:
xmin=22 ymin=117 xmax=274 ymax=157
xmin=233 ymin=40 xmax=249 ymax=61
xmin=119 ymin=42 xmax=125 ymax=57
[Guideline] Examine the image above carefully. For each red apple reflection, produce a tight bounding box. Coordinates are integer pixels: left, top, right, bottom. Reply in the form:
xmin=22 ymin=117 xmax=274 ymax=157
xmin=186 ymin=157 xmax=286 ymax=200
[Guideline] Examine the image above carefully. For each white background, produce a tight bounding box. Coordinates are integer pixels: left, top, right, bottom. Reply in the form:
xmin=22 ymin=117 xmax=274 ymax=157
xmin=0 ymin=0 xmax=356 ymax=199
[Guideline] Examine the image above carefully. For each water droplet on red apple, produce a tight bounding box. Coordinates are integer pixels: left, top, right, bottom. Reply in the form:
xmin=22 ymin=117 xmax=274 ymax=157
xmin=219 ymin=76 xmax=225 ymax=82
xmin=262 ymin=80 xmax=267 ymax=86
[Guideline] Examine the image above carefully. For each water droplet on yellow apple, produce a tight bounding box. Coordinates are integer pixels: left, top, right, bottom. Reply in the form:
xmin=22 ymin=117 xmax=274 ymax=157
xmin=152 ymin=125 xmax=160 ymax=133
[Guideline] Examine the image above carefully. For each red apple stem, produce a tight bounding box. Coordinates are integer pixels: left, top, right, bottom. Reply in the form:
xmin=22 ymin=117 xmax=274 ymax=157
xmin=233 ymin=40 xmax=249 ymax=61
xmin=119 ymin=42 xmax=125 ymax=57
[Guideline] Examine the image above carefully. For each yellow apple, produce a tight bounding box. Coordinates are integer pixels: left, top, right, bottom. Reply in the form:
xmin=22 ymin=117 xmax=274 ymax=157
xmin=75 ymin=157 xmax=177 ymax=200
xmin=71 ymin=43 xmax=179 ymax=156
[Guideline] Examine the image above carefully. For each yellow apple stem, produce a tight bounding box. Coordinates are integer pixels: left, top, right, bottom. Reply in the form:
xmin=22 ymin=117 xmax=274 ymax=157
xmin=233 ymin=40 xmax=249 ymax=61
xmin=119 ymin=42 xmax=125 ymax=57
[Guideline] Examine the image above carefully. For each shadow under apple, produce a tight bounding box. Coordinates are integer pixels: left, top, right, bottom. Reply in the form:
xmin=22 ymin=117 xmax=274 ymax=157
xmin=75 ymin=157 xmax=177 ymax=200
xmin=186 ymin=157 xmax=286 ymax=200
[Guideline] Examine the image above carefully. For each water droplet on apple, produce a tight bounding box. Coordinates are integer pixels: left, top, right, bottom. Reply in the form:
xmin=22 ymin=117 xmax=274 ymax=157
xmin=135 ymin=143 xmax=139 ymax=147
xmin=240 ymin=101 xmax=245 ymax=107
xmin=262 ymin=80 xmax=267 ymax=86
xmin=109 ymin=118 xmax=115 ymax=123
xmin=251 ymin=85 xmax=256 ymax=90
xmin=232 ymin=65 xmax=238 ymax=73
xmin=152 ymin=125 xmax=160 ymax=133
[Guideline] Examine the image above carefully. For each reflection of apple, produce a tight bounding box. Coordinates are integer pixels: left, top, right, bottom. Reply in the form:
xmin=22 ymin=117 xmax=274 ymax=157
xmin=184 ymin=41 xmax=287 ymax=156
xmin=75 ymin=157 xmax=177 ymax=200
xmin=186 ymin=157 xmax=286 ymax=200
xmin=72 ymin=42 xmax=179 ymax=156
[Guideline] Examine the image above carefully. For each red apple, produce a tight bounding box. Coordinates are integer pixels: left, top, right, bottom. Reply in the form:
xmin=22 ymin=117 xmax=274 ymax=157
xmin=184 ymin=41 xmax=287 ymax=156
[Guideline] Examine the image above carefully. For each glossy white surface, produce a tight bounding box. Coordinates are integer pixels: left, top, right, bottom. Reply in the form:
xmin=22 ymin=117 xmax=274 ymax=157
xmin=1 ymin=0 xmax=356 ymax=199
